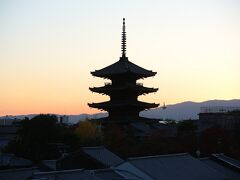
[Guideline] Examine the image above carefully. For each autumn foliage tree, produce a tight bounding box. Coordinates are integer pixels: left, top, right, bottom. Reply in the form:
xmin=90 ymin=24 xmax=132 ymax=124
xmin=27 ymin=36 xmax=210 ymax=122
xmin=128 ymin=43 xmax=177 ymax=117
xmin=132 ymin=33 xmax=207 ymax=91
xmin=75 ymin=120 xmax=103 ymax=146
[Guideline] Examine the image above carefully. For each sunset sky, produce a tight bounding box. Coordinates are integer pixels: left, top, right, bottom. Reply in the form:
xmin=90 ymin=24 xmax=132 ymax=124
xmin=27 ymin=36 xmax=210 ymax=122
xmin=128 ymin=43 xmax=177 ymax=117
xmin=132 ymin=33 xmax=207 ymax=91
xmin=1 ymin=0 xmax=240 ymax=116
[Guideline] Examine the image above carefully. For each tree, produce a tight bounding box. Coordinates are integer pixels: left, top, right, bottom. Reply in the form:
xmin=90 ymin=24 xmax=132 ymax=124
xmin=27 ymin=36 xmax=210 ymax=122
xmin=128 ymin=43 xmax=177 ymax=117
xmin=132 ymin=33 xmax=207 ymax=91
xmin=178 ymin=120 xmax=197 ymax=135
xmin=4 ymin=114 xmax=79 ymax=162
xmin=75 ymin=120 xmax=103 ymax=146
xmin=200 ymin=127 xmax=229 ymax=155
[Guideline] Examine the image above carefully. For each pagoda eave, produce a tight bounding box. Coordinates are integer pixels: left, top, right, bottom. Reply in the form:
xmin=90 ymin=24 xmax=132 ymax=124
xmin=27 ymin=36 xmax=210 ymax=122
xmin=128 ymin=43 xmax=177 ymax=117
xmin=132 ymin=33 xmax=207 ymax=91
xmin=89 ymin=86 xmax=158 ymax=95
xmin=88 ymin=101 xmax=159 ymax=111
xmin=91 ymin=71 xmax=156 ymax=80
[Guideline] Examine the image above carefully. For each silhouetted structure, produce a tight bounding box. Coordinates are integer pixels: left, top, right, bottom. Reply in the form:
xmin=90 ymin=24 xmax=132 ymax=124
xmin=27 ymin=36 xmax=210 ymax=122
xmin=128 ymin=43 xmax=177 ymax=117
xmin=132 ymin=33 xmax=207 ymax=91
xmin=199 ymin=106 xmax=240 ymax=131
xmin=89 ymin=18 xmax=159 ymax=123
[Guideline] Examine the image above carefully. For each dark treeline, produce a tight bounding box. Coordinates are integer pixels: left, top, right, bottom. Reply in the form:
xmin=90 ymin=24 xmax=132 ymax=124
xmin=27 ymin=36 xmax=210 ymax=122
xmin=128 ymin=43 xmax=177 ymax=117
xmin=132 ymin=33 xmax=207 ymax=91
xmin=103 ymin=121 xmax=240 ymax=160
xmin=3 ymin=115 xmax=240 ymax=163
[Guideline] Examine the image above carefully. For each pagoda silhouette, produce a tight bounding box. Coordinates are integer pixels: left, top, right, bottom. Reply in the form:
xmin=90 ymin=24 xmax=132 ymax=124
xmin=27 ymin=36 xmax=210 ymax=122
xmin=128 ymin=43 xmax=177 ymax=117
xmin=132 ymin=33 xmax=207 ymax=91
xmin=89 ymin=18 xmax=159 ymax=123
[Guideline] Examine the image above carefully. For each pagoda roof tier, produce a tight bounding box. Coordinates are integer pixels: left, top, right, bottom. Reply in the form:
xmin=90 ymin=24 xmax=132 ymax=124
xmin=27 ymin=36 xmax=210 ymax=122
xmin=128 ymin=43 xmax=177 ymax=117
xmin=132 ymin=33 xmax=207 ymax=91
xmin=88 ymin=101 xmax=159 ymax=111
xmin=91 ymin=57 xmax=156 ymax=79
xmin=89 ymin=84 xmax=158 ymax=95
xmin=91 ymin=116 xmax=160 ymax=124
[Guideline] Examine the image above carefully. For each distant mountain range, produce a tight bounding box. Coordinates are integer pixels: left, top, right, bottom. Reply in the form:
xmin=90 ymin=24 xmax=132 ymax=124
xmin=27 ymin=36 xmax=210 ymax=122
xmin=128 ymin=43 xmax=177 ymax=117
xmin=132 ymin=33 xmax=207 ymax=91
xmin=1 ymin=99 xmax=240 ymax=123
xmin=141 ymin=99 xmax=240 ymax=120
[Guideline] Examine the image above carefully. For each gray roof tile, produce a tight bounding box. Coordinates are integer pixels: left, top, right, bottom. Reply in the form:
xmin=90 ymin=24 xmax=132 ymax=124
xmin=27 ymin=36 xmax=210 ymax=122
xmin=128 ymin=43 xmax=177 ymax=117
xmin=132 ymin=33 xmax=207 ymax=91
xmin=0 ymin=153 xmax=32 ymax=167
xmin=92 ymin=169 xmax=124 ymax=180
xmin=212 ymin=153 xmax=240 ymax=168
xmin=128 ymin=153 xmax=228 ymax=180
xmin=33 ymin=169 xmax=99 ymax=180
xmin=201 ymin=158 xmax=240 ymax=180
xmin=0 ymin=167 xmax=39 ymax=180
xmin=82 ymin=146 xmax=124 ymax=167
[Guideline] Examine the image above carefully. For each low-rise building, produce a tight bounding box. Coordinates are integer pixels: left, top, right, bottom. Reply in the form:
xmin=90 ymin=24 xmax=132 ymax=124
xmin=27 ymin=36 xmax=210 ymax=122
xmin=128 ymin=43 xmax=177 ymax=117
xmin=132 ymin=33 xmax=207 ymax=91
xmin=199 ymin=107 xmax=240 ymax=131
xmin=1 ymin=147 xmax=240 ymax=180
xmin=0 ymin=125 xmax=19 ymax=149
xmin=0 ymin=153 xmax=33 ymax=169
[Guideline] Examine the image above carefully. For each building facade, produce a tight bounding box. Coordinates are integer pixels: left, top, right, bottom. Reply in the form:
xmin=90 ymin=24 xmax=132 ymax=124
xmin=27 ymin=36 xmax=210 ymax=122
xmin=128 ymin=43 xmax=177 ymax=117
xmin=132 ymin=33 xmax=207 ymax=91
xmin=199 ymin=107 xmax=240 ymax=131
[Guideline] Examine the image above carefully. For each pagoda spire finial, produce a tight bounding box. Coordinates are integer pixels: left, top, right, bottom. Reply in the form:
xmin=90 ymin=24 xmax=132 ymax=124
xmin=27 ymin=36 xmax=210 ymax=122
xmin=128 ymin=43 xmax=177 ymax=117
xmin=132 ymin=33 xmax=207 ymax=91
xmin=121 ymin=18 xmax=127 ymax=58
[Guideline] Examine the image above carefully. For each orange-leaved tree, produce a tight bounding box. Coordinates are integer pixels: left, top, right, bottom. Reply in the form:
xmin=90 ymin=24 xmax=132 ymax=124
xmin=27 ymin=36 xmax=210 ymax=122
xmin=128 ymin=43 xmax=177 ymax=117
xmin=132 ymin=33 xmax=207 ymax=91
xmin=75 ymin=120 xmax=103 ymax=146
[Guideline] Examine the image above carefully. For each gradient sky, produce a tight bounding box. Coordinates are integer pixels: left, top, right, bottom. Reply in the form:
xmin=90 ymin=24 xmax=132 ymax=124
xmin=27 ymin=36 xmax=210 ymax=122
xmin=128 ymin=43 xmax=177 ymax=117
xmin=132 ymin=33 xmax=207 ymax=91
xmin=1 ymin=0 xmax=240 ymax=116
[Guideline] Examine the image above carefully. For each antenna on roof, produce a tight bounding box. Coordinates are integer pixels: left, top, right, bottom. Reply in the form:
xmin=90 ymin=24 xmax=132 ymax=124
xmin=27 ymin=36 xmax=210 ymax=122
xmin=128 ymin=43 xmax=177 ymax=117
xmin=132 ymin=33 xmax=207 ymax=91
xmin=121 ymin=18 xmax=127 ymax=58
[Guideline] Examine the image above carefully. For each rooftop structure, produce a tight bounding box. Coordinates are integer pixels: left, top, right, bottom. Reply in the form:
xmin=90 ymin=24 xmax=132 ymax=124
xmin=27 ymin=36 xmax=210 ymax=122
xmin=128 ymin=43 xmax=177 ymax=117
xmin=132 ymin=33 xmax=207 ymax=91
xmin=0 ymin=167 xmax=39 ymax=180
xmin=82 ymin=146 xmax=124 ymax=167
xmin=92 ymin=168 xmax=133 ymax=180
xmin=2 ymin=147 xmax=240 ymax=180
xmin=57 ymin=146 xmax=124 ymax=170
xmin=40 ymin=160 xmax=57 ymax=171
xmin=200 ymin=106 xmax=240 ymax=113
xmin=122 ymin=153 xmax=232 ymax=180
xmin=0 ymin=125 xmax=19 ymax=149
xmin=0 ymin=153 xmax=33 ymax=168
xmin=199 ymin=107 xmax=240 ymax=131
xmin=88 ymin=18 xmax=159 ymax=123
xmin=33 ymin=169 xmax=99 ymax=180
xmin=201 ymin=155 xmax=240 ymax=180
xmin=211 ymin=153 xmax=240 ymax=170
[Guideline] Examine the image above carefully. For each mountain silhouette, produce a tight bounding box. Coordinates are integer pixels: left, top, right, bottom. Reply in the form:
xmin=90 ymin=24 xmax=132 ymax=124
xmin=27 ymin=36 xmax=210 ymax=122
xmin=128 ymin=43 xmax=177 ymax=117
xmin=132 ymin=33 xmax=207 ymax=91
xmin=1 ymin=99 xmax=239 ymax=123
xmin=141 ymin=99 xmax=240 ymax=120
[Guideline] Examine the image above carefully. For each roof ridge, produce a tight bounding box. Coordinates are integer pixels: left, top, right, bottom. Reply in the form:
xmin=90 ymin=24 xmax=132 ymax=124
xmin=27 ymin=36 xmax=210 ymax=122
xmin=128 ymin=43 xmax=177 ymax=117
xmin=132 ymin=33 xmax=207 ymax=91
xmin=81 ymin=146 xmax=105 ymax=149
xmin=128 ymin=153 xmax=189 ymax=160
xmin=34 ymin=168 xmax=84 ymax=175
xmin=0 ymin=167 xmax=38 ymax=173
xmin=41 ymin=160 xmax=57 ymax=162
xmin=92 ymin=168 xmax=114 ymax=172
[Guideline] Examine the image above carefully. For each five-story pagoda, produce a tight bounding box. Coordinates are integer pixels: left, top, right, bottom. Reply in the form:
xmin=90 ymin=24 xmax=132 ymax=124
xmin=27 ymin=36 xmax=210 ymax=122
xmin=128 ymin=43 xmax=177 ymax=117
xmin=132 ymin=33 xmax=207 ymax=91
xmin=89 ymin=18 xmax=159 ymax=123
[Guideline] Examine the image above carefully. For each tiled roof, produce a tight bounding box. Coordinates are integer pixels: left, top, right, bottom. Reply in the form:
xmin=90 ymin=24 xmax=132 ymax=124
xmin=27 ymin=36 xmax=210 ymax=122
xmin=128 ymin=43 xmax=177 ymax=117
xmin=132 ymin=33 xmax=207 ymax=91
xmin=0 ymin=153 xmax=32 ymax=167
xmin=82 ymin=146 xmax=124 ymax=167
xmin=33 ymin=169 xmax=99 ymax=180
xmin=89 ymin=84 xmax=158 ymax=95
xmin=0 ymin=153 xmax=14 ymax=166
xmin=0 ymin=139 xmax=10 ymax=148
xmin=91 ymin=58 xmax=156 ymax=79
xmin=130 ymin=122 xmax=152 ymax=133
xmin=116 ymin=162 xmax=153 ymax=180
xmin=89 ymin=101 xmax=158 ymax=110
xmin=128 ymin=153 xmax=228 ymax=180
xmin=40 ymin=160 xmax=57 ymax=170
xmin=92 ymin=169 xmax=124 ymax=180
xmin=34 ymin=168 xmax=144 ymax=180
xmin=0 ymin=167 xmax=39 ymax=180
xmin=201 ymin=158 xmax=240 ymax=180
xmin=212 ymin=153 xmax=240 ymax=169
xmin=0 ymin=126 xmax=18 ymax=134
